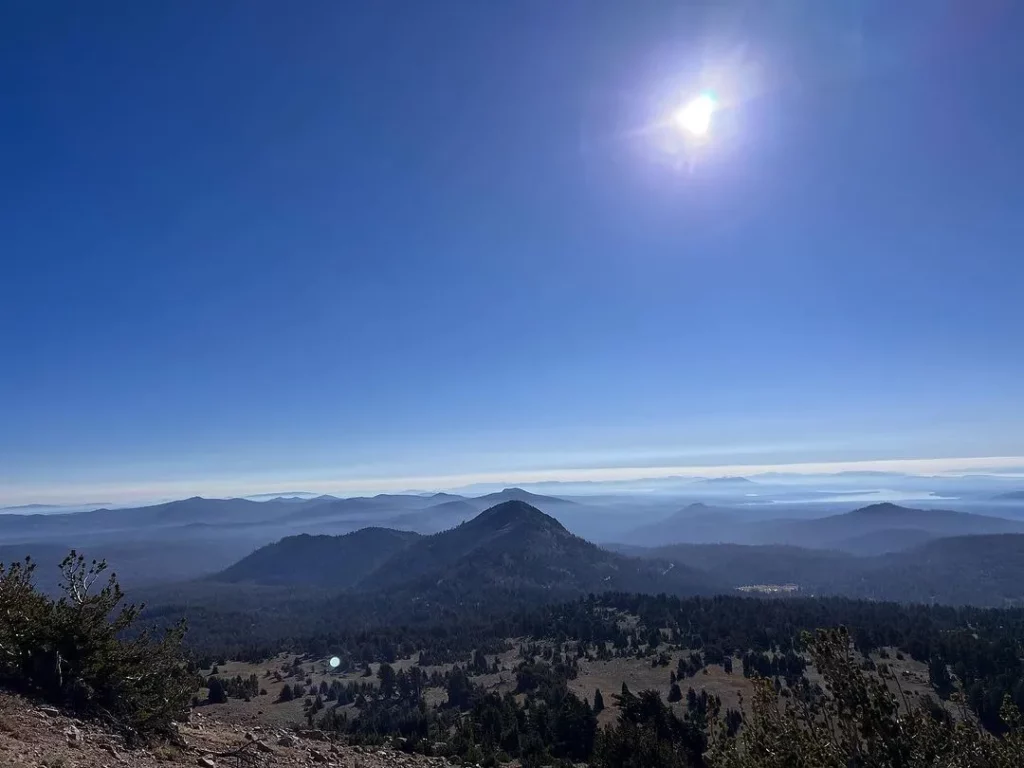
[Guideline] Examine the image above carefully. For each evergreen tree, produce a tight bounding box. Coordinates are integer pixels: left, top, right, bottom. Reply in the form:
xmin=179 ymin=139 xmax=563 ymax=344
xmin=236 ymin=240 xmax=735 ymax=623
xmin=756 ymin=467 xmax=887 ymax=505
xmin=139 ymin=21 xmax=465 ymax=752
xmin=0 ymin=552 xmax=195 ymax=745
xmin=594 ymin=688 xmax=605 ymax=714
xmin=377 ymin=662 xmax=397 ymax=700
xmin=207 ymin=676 xmax=228 ymax=704
xmin=929 ymin=656 xmax=954 ymax=699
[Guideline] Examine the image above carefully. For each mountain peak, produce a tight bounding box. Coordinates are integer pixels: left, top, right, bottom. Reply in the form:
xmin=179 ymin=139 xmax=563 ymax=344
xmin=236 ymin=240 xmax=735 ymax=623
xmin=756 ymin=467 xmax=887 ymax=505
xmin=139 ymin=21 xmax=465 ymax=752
xmin=472 ymin=500 xmax=566 ymax=532
xmin=851 ymin=502 xmax=913 ymax=516
xmin=477 ymin=487 xmax=573 ymax=505
xmin=699 ymin=476 xmax=755 ymax=485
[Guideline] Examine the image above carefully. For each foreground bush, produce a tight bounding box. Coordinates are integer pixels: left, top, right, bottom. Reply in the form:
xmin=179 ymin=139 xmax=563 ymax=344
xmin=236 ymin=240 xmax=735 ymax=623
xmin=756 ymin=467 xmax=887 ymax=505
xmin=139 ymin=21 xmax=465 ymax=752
xmin=709 ymin=626 xmax=1024 ymax=768
xmin=0 ymin=552 xmax=196 ymax=744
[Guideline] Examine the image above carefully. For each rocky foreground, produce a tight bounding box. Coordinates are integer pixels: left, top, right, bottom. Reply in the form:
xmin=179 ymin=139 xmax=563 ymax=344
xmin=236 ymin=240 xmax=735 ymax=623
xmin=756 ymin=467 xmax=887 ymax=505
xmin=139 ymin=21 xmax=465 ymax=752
xmin=0 ymin=694 xmax=462 ymax=768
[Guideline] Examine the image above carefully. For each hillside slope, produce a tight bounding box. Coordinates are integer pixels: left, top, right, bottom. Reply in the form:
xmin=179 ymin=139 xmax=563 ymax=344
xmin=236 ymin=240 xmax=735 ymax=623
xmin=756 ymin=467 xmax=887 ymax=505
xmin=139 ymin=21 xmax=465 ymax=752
xmin=631 ymin=541 xmax=858 ymax=588
xmin=0 ymin=692 xmax=447 ymax=768
xmin=357 ymin=500 xmax=718 ymax=598
xmin=213 ymin=527 xmax=421 ymax=587
xmin=619 ymin=503 xmax=744 ymax=546
xmin=622 ymin=532 xmax=1024 ymax=607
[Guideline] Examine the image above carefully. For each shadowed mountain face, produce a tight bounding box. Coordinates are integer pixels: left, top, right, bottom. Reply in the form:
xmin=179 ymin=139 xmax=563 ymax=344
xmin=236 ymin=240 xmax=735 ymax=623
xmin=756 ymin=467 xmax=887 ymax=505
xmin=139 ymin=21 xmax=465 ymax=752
xmin=863 ymin=533 xmax=1024 ymax=606
xmin=829 ymin=527 xmax=937 ymax=556
xmin=213 ymin=528 xmax=421 ymax=588
xmin=210 ymin=501 xmax=719 ymax=599
xmin=358 ymin=500 xmax=591 ymax=593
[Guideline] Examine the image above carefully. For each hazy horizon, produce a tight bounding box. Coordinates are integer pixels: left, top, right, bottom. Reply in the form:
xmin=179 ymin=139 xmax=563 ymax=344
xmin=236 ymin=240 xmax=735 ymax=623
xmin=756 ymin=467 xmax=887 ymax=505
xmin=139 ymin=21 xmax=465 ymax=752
xmin=4 ymin=3 xmax=1023 ymax=509
xmin=4 ymin=453 xmax=1023 ymax=508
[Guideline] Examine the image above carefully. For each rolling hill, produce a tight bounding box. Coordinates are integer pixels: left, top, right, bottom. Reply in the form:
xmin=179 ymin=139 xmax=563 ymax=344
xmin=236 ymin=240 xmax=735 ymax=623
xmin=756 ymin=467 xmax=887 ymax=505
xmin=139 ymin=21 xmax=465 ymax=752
xmin=858 ymin=533 xmax=1024 ymax=606
xmin=620 ymin=532 xmax=1024 ymax=607
xmin=213 ymin=527 xmax=421 ymax=587
xmin=621 ymin=541 xmax=857 ymax=589
xmin=746 ymin=502 xmax=1024 ymax=550
xmin=619 ymin=502 xmax=744 ymax=546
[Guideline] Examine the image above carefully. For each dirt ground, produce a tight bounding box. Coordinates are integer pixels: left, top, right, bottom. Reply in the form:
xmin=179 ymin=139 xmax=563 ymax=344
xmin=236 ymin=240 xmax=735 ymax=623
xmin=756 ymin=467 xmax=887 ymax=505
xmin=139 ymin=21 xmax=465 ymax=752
xmin=66 ymin=638 xmax=948 ymax=767
xmin=198 ymin=644 xmax=525 ymax=728
xmin=0 ymin=692 xmax=455 ymax=768
xmin=568 ymin=652 xmax=755 ymax=726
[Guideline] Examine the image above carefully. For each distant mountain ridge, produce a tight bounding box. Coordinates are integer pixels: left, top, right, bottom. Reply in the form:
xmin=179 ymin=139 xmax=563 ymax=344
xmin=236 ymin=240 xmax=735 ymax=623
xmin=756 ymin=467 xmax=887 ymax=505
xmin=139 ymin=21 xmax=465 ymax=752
xmin=475 ymin=487 xmax=576 ymax=505
xmin=749 ymin=502 xmax=1024 ymax=550
xmin=211 ymin=501 xmax=719 ymax=600
xmin=620 ymin=501 xmax=1024 ymax=553
xmin=695 ymin=476 xmax=756 ymax=485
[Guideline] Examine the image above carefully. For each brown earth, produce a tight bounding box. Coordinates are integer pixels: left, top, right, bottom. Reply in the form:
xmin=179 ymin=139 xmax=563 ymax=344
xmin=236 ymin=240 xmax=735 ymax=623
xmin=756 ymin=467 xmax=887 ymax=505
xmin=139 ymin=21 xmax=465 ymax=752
xmin=0 ymin=692 xmax=455 ymax=768
xmin=568 ymin=652 xmax=755 ymax=726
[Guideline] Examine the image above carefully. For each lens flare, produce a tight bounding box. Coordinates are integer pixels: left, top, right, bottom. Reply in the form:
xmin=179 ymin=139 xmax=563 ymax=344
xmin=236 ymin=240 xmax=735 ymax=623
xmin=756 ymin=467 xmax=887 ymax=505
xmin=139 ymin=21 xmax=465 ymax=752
xmin=329 ymin=656 xmax=341 ymax=669
xmin=674 ymin=93 xmax=716 ymax=137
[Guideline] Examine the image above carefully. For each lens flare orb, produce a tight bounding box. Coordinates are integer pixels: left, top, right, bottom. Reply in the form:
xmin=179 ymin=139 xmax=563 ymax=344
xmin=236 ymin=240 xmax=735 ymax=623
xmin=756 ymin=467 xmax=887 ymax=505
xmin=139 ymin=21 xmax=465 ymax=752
xmin=674 ymin=93 xmax=717 ymax=137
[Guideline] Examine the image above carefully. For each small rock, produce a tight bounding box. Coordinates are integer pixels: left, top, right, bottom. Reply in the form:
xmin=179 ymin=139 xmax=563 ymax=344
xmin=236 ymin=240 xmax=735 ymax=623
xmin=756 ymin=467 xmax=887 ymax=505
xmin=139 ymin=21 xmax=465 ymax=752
xmin=278 ymin=734 xmax=298 ymax=747
xmin=198 ymin=758 xmax=216 ymax=768
xmin=309 ymin=748 xmax=328 ymax=763
xmin=65 ymin=725 xmax=84 ymax=747
xmin=38 ymin=706 xmax=59 ymax=717
xmin=244 ymin=732 xmax=255 ymax=741
xmin=255 ymin=740 xmax=275 ymax=754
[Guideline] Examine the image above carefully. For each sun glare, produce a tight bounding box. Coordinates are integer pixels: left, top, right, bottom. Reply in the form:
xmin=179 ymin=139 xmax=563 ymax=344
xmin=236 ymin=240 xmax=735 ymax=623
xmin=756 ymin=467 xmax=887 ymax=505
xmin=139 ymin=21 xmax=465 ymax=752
xmin=674 ymin=93 xmax=716 ymax=137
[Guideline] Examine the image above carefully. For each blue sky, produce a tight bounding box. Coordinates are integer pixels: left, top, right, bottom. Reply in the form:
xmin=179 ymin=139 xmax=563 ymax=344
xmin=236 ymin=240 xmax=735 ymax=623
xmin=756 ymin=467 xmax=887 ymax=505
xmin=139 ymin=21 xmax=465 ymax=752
xmin=3 ymin=1 xmax=1023 ymax=504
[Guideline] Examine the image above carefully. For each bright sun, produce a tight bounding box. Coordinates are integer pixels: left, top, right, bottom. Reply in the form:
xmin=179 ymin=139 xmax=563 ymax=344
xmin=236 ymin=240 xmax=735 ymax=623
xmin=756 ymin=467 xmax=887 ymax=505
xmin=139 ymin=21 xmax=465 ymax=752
xmin=674 ymin=93 xmax=716 ymax=137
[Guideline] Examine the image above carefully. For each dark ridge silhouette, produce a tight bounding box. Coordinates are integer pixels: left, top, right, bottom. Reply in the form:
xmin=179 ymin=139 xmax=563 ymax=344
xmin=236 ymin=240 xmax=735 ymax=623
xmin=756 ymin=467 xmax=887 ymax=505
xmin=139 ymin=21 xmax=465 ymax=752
xmin=213 ymin=527 xmax=421 ymax=587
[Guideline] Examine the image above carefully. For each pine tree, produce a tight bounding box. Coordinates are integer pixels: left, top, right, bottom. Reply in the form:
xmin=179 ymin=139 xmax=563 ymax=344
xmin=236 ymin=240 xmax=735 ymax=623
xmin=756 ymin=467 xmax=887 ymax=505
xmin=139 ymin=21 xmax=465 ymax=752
xmin=207 ymin=676 xmax=228 ymax=704
xmin=593 ymin=688 xmax=605 ymax=713
xmin=377 ymin=662 xmax=397 ymax=699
